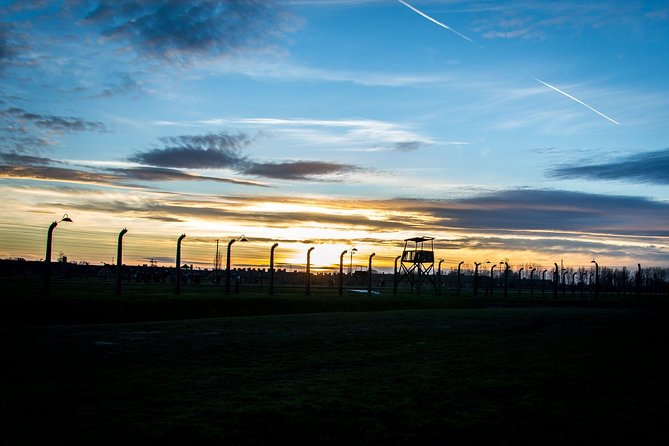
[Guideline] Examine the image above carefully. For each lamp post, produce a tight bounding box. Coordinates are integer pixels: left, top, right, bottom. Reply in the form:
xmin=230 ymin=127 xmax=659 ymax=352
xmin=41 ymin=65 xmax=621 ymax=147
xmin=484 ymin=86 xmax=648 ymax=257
xmin=474 ymin=260 xmax=490 ymax=297
xmin=474 ymin=262 xmax=481 ymax=297
xmin=269 ymin=243 xmax=278 ymax=296
xmin=116 ymin=228 xmax=128 ymax=295
xmin=591 ymin=259 xmax=599 ymax=300
xmin=562 ymin=271 xmax=569 ymax=298
xmin=393 ymin=255 xmax=401 ymax=295
xmin=457 ymin=261 xmax=464 ymax=296
xmin=542 ymin=269 xmax=547 ymax=298
xmin=500 ymin=261 xmax=509 ymax=298
xmin=368 ymin=253 xmax=376 ymax=295
xmin=349 ymin=246 xmax=358 ymax=276
xmin=306 ymin=247 xmax=315 ymax=296
xmin=438 ymin=259 xmax=444 ymax=296
xmin=529 ymin=267 xmax=536 ymax=299
xmin=175 ymin=234 xmax=186 ymax=295
xmin=518 ymin=267 xmax=524 ymax=297
xmin=553 ymin=263 xmax=559 ymax=299
xmin=226 ymin=235 xmax=248 ymax=293
xmin=339 ymin=249 xmax=348 ymax=296
xmin=636 ymin=263 xmax=642 ymax=298
xmin=43 ymin=214 xmax=73 ymax=296
xmin=489 ymin=264 xmax=497 ymax=297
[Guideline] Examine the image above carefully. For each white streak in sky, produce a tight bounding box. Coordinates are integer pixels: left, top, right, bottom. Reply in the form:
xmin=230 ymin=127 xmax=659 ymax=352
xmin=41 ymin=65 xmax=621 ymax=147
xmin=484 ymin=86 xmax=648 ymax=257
xmin=397 ymin=0 xmax=481 ymax=47
xmin=534 ymin=78 xmax=620 ymax=125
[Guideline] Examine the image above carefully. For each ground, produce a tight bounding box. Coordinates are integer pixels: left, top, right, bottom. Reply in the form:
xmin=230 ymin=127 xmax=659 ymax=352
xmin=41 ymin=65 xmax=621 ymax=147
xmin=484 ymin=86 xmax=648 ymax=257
xmin=2 ymin=306 xmax=668 ymax=444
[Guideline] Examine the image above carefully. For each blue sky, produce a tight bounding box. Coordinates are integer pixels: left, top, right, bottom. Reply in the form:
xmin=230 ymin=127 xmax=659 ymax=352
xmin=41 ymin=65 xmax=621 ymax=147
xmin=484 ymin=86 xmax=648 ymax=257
xmin=1 ymin=0 xmax=669 ymax=270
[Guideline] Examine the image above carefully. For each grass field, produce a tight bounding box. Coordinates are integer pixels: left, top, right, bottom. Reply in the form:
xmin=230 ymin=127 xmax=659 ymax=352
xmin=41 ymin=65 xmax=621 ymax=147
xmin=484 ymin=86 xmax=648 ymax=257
xmin=2 ymin=302 xmax=668 ymax=444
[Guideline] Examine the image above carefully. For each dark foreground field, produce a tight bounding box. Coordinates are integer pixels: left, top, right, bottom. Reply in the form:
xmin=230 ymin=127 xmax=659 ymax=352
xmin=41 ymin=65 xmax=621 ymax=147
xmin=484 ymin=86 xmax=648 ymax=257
xmin=2 ymin=306 xmax=668 ymax=444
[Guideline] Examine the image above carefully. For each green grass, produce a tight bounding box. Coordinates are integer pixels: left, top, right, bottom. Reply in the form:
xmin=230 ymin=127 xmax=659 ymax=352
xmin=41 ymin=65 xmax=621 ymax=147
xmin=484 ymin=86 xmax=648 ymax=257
xmin=2 ymin=276 xmax=664 ymax=326
xmin=2 ymin=306 xmax=668 ymax=444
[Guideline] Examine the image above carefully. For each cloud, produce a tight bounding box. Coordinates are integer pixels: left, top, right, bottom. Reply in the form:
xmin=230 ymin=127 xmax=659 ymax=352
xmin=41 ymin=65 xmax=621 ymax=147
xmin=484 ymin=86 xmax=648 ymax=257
xmin=548 ymin=149 xmax=669 ymax=185
xmin=8 ymin=182 xmax=669 ymax=263
xmin=130 ymin=130 xmax=367 ymax=181
xmin=199 ymin=117 xmax=438 ymax=152
xmin=1 ymin=106 xmax=107 ymax=133
xmin=242 ymin=160 xmax=361 ymax=180
xmin=0 ymin=22 xmax=29 ymax=74
xmin=129 ymin=132 xmax=253 ymax=168
xmin=92 ymin=73 xmax=143 ymax=98
xmin=472 ymin=1 xmax=644 ymax=42
xmin=34 ymin=188 xmax=669 ymax=268
xmin=412 ymin=189 xmax=669 ymax=236
xmin=0 ymin=106 xmax=108 ymax=152
xmin=0 ymin=154 xmax=270 ymax=188
xmin=111 ymin=166 xmax=270 ymax=187
xmin=393 ymin=141 xmax=426 ymax=152
xmin=76 ymin=0 xmax=297 ymax=65
xmin=0 ymin=152 xmax=61 ymax=166
xmin=0 ymin=164 xmax=121 ymax=185
xmin=0 ymin=22 xmax=17 ymax=65
xmin=0 ymin=135 xmax=53 ymax=153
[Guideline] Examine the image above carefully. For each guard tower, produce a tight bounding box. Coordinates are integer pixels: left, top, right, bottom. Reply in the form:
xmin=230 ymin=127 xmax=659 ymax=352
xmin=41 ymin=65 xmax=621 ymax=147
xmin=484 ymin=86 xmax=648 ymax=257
xmin=398 ymin=236 xmax=436 ymax=295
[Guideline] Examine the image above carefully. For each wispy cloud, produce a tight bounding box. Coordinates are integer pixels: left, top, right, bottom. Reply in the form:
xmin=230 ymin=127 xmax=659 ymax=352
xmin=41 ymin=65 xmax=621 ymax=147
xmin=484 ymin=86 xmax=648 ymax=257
xmin=472 ymin=1 xmax=644 ymax=41
xmin=91 ymin=73 xmax=143 ymax=98
xmin=205 ymin=55 xmax=457 ymax=87
xmin=0 ymin=105 xmax=109 ymax=152
xmin=0 ymin=152 xmax=270 ymax=188
xmin=548 ymin=148 xmax=669 ymax=185
xmin=193 ymin=117 xmax=439 ymax=152
xmin=1 ymin=107 xmax=108 ymax=133
xmin=76 ymin=0 xmax=298 ymax=65
xmin=0 ymin=22 xmax=33 ymax=74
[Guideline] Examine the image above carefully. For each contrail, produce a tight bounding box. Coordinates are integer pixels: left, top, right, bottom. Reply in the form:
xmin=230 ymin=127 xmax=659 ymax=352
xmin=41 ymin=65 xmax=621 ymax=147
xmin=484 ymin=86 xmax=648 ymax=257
xmin=397 ymin=0 xmax=480 ymax=48
xmin=534 ymin=78 xmax=620 ymax=125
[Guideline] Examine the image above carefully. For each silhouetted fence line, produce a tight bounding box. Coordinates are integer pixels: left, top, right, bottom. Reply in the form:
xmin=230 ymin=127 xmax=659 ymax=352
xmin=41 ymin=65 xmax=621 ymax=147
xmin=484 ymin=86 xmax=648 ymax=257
xmin=2 ymin=258 xmax=669 ymax=299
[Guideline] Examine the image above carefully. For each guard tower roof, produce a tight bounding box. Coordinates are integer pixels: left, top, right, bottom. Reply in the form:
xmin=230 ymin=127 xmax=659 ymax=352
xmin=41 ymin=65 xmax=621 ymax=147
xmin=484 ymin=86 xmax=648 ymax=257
xmin=404 ymin=236 xmax=435 ymax=242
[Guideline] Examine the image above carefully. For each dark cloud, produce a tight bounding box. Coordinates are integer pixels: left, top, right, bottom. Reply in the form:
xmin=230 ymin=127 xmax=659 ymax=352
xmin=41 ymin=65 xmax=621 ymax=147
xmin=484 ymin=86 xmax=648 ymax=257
xmin=1 ymin=106 xmax=108 ymax=152
xmin=548 ymin=148 xmax=669 ymax=184
xmin=93 ymin=73 xmax=143 ymax=98
xmin=0 ymin=22 xmax=24 ymax=73
xmin=129 ymin=132 xmax=253 ymax=168
xmin=1 ymin=107 xmax=107 ymax=133
xmin=0 ymin=21 xmax=35 ymax=75
xmin=393 ymin=141 xmax=425 ymax=152
xmin=0 ymin=164 xmax=120 ymax=184
xmin=110 ymin=166 xmax=270 ymax=187
xmin=0 ymin=135 xmax=53 ymax=152
xmin=130 ymin=131 xmax=363 ymax=181
xmin=0 ymin=151 xmax=61 ymax=166
xmin=408 ymin=189 xmax=669 ymax=236
xmin=242 ymin=160 xmax=361 ymax=180
xmin=0 ymin=22 xmax=18 ymax=65
xmin=0 ymin=157 xmax=269 ymax=188
xmin=76 ymin=0 xmax=296 ymax=64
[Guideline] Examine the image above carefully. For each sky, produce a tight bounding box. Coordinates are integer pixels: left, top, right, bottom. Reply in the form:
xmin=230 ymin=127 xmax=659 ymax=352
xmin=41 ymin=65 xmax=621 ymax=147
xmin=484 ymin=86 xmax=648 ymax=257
xmin=1 ymin=0 xmax=669 ymax=273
